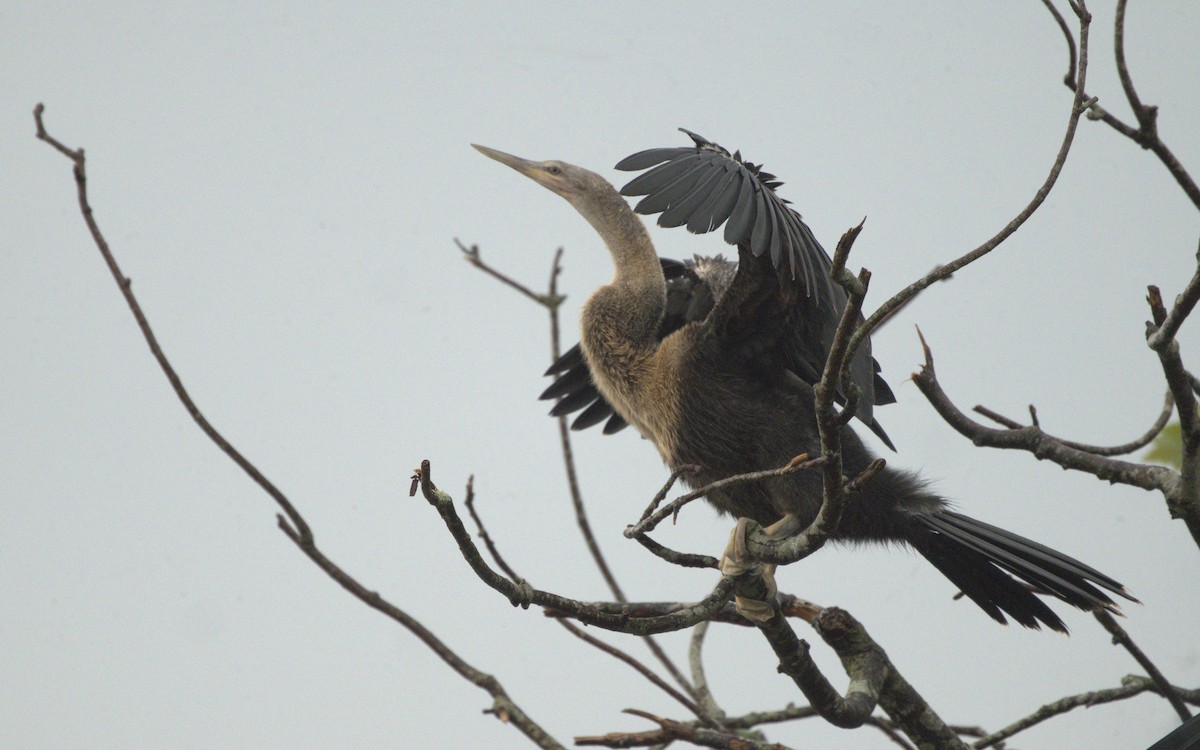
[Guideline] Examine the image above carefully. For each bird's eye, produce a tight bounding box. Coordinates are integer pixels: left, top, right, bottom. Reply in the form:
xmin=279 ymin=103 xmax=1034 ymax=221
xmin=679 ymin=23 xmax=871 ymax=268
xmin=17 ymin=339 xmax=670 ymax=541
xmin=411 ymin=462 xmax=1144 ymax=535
xmin=545 ymin=165 xmax=562 ymax=175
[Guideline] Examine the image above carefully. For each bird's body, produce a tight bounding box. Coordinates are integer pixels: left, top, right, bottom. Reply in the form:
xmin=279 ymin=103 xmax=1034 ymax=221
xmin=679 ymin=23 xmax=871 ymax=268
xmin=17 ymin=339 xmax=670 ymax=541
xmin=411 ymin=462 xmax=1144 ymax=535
xmin=571 ymin=205 xmax=931 ymax=537
xmin=474 ymin=131 xmax=1133 ymax=631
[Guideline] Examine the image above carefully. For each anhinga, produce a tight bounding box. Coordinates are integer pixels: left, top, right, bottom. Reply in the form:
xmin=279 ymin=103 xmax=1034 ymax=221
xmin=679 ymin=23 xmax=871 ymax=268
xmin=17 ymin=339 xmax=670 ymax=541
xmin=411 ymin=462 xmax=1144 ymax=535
xmin=474 ymin=130 xmax=1133 ymax=631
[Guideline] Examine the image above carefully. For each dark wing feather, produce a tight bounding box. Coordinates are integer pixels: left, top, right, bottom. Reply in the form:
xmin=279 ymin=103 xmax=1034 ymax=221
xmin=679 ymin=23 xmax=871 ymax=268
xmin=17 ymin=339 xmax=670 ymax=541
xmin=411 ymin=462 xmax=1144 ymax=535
xmin=549 ymin=384 xmax=600 ymax=416
xmin=687 ymin=166 xmax=741 ymax=234
xmin=614 ymin=146 xmax=693 ymax=172
xmin=723 ymin=174 xmax=756 ymax=246
xmin=572 ymin=399 xmax=620 ymax=431
xmin=658 ymin=165 xmax=724 ymax=228
xmin=538 ymin=362 xmax=590 ymax=400
xmin=615 ymin=129 xmax=893 ymax=447
xmin=631 ymin=160 xmax=716 ymax=215
xmin=618 ymin=128 xmax=834 ymax=303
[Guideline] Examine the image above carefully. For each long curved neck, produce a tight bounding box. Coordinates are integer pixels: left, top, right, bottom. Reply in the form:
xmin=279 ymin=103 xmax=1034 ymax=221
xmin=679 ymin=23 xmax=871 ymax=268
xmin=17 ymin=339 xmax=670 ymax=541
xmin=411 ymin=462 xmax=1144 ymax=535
xmin=583 ymin=193 xmax=662 ymax=289
xmin=575 ymin=188 xmax=665 ymax=344
xmin=574 ymin=188 xmax=665 ymax=399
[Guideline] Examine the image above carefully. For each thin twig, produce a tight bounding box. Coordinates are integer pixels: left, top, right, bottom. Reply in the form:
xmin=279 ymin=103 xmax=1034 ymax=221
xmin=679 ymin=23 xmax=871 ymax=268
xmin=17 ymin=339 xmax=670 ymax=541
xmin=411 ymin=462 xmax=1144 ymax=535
xmin=461 ymin=473 xmax=709 ymax=722
xmin=848 ymin=0 xmax=1096 ymax=364
xmin=639 ymin=465 xmax=701 ymax=523
xmin=35 ymin=104 xmax=565 ymax=750
xmin=464 ymin=475 xmax=522 ymax=583
xmin=33 ymin=103 xmax=312 ymax=545
xmin=457 ymin=238 xmax=563 ymax=307
xmin=972 ymin=390 xmax=1174 ymax=456
xmin=600 ymin=709 xmax=793 ymax=750
xmin=914 ymin=328 xmax=1179 ymax=499
xmin=973 ymin=676 xmax=1199 ymax=748
xmin=462 ymin=245 xmax=697 ymax=700
xmin=688 ymin=621 xmax=726 ymax=722
xmin=1094 ymin=611 xmax=1192 ymax=721
xmin=1041 ymin=0 xmax=1079 ymax=88
xmin=625 ymin=456 xmax=827 ymax=538
xmin=632 ymin=534 xmax=720 ymax=569
xmin=558 ymin=619 xmax=712 ymax=726
xmin=416 ymin=460 xmax=736 ymax=635
xmin=1148 ymin=257 xmax=1200 ymax=352
xmin=1059 ymin=0 xmax=1200 ymax=209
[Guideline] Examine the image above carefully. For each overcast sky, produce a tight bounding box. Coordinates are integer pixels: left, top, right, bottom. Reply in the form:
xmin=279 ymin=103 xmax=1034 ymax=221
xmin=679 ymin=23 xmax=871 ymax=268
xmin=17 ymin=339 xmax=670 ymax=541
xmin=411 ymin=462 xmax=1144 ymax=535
xmin=5 ymin=3 xmax=1199 ymax=749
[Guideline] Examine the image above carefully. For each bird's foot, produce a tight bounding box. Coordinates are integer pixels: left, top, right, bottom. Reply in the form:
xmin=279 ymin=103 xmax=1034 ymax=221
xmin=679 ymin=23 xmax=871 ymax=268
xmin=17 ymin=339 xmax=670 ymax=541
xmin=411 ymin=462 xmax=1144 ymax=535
xmin=719 ymin=517 xmax=780 ymax=623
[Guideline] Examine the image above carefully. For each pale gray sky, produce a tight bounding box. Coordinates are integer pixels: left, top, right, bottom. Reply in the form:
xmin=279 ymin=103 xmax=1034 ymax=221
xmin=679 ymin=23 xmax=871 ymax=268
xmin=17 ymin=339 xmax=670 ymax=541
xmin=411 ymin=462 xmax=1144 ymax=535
xmin=4 ymin=3 xmax=1199 ymax=748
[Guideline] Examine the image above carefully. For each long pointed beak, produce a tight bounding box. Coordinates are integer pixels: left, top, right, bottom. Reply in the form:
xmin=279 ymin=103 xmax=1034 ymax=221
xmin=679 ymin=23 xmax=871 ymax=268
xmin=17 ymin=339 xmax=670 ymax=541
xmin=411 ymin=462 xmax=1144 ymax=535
xmin=472 ymin=144 xmax=539 ymax=177
xmin=473 ymin=143 xmax=574 ymax=199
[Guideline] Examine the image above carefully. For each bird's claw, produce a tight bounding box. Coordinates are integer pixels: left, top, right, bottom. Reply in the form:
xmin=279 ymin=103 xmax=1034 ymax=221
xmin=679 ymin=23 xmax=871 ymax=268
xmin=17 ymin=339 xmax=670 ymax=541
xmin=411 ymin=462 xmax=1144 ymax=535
xmin=719 ymin=518 xmax=778 ymax=623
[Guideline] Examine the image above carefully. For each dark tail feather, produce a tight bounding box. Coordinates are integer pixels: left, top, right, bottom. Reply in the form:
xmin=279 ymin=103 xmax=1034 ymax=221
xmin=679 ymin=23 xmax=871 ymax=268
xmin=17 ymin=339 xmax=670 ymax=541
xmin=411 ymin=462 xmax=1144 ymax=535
xmin=912 ymin=510 xmax=1136 ymax=633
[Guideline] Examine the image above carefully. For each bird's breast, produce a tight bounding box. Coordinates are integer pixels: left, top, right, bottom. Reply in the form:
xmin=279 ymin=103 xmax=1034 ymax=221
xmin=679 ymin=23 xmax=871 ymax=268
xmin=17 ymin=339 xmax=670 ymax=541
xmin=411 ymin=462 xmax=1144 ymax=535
xmin=580 ymin=334 xmax=686 ymax=466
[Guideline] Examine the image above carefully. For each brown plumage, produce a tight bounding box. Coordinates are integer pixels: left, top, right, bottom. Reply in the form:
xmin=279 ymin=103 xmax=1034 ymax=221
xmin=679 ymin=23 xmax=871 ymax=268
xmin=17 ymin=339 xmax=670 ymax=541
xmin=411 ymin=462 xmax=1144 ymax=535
xmin=474 ymin=132 xmax=1134 ymax=632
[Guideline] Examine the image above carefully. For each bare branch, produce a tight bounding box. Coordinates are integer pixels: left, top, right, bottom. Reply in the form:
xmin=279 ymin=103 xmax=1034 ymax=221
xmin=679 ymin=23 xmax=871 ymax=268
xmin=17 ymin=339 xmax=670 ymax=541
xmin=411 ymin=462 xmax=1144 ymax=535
xmin=632 ymin=533 xmax=720 ymax=569
xmin=1148 ymin=257 xmax=1200 ymax=352
xmin=689 ymin=621 xmax=727 ymax=723
xmin=547 ymin=593 xmax=821 ymax=628
xmin=1041 ymin=0 xmax=1079 ymax=88
xmin=416 ymin=460 xmax=736 ymax=635
xmin=36 ymin=104 xmax=565 ymax=750
xmin=1056 ymin=0 xmax=1200 ymax=209
xmin=1094 ymin=611 xmax=1192 ymax=721
xmin=974 ymin=676 xmax=1200 ymax=748
xmin=625 ymin=455 xmax=827 ymax=540
xmin=1146 ymin=281 xmax=1200 ymax=547
xmin=558 ymin=619 xmax=712 ymax=726
xmin=607 ymin=708 xmax=792 ymax=750
xmin=972 ymin=390 xmax=1174 ymax=457
xmin=33 ymin=103 xmax=313 ymax=544
xmin=463 ymin=244 xmax=697 ymax=698
xmin=756 ymin=606 xmax=968 ymax=748
xmin=463 ymin=473 xmax=712 ymax=721
xmin=457 ymin=238 xmax=565 ymax=308
xmin=849 ymin=1 xmax=1096 ymax=359
xmin=756 ymin=608 xmax=884 ymax=729
xmin=913 ymin=328 xmax=1179 ymax=496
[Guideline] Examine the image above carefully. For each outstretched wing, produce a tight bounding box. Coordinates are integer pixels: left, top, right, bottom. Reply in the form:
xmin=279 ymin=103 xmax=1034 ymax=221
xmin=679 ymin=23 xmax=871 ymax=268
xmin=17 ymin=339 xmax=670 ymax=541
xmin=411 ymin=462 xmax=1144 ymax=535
xmin=616 ymin=129 xmax=893 ymax=444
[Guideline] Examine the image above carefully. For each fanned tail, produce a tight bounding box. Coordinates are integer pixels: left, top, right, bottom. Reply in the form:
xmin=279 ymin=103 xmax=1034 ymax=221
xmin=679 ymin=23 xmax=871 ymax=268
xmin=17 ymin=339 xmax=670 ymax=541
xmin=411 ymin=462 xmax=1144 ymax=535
xmin=912 ymin=510 xmax=1137 ymax=633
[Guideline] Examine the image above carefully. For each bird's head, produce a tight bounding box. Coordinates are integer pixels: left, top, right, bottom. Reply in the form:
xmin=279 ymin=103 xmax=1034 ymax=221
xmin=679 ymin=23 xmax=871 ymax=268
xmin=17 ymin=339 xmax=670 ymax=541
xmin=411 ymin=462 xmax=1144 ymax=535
xmin=472 ymin=144 xmax=615 ymax=210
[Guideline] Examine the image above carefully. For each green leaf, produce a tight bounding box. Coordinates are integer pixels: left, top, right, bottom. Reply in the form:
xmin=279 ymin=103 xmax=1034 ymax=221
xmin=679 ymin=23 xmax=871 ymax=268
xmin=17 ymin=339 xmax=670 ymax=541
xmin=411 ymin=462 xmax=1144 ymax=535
xmin=1143 ymin=422 xmax=1182 ymax=468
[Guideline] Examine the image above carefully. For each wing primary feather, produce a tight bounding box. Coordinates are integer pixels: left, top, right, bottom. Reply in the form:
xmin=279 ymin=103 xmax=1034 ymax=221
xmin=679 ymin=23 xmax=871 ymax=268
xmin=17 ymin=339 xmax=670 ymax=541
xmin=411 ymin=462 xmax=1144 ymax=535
xmin=571 ymin=399 xmax=615 ymax=430
xmin=658 ymin=165 xmax=724 ymax=228
xmin=550 ymin=385 xmax=601 ymax=416
xmin=539 ymin=365 xmax=591 ymax=400
xmin=601 ymin=414 xmax=629 ymax=434
xmin=623 ymin=152 xmax=718 ymax=199
xmin=615 ymin=146 xmax=693 ymax=172
xmin=796 ymin=217 xmax=831 ymax=302
xmin=750 ymin=186 xmax=772 ymax=259
xmin=723 ymin=171 xmax=756 ymax=245
xmin=545 ymin=345 xmax=584 ymax=376
xmin=632 ymin=158 xmax=720 ymax=214
xmin=621 ymin=153 xmax=702 ymax=197
xmin=687 ymin=167 xmax=741 ymax=234
xmin=766 ymin=198 xmax=784 ymax=267
xmin=776 ymin=203 xmax=802 ymax=281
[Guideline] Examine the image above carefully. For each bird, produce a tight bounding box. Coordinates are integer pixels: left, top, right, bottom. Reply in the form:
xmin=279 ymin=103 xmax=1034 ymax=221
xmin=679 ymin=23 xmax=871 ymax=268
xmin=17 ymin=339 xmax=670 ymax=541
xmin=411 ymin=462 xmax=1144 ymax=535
xmin=473 ymin=129 xmax=1134 ymax=631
